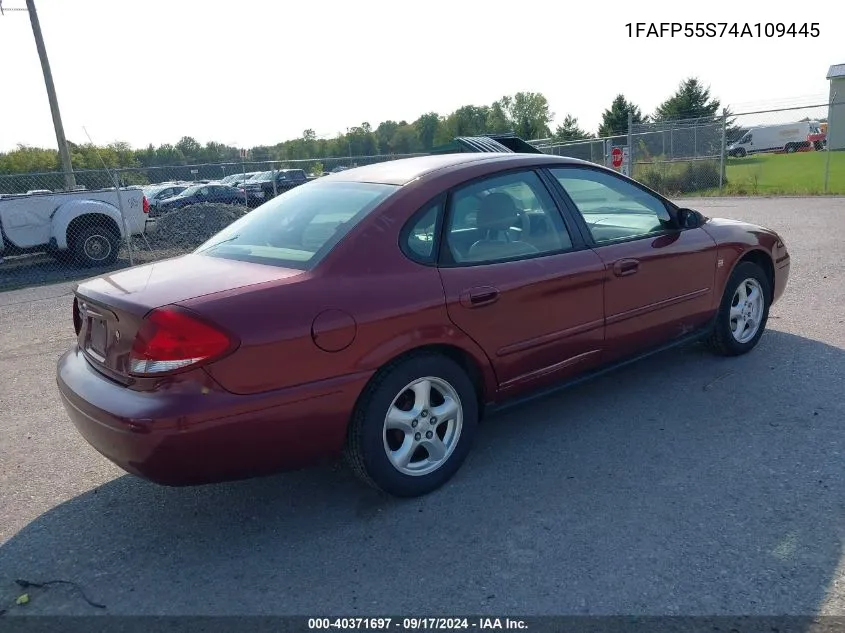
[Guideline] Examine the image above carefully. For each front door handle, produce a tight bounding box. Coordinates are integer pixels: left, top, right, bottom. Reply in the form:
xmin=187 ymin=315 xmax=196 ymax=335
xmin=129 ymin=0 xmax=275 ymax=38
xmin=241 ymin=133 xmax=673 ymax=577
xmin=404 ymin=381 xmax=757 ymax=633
xmin=612 ymin=258 xmax=640 ymax=277
xmin=460 ymin=286 xmax=500 ymax=308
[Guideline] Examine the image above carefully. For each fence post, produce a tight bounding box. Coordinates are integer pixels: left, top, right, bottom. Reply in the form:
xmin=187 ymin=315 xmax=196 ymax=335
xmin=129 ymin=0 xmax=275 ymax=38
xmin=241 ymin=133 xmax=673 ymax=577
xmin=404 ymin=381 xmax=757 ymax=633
xmin=670 ymin=123 xmax=674 ymax=158
xmin=241 ymin=153 xmax=248 ymax=206
xmin=824 ymin=92 xmax=837 ymax=194
xmin=113 ymin=168 xmax=133 ymax=267
xmin=719 ymin=109 xmax=727 ymax=194
xmin=694 ymin=118 xmax=698 ymax=158
xmin=627 ymin=111 xmax=634 ymax=178
xmin=271 ymin=161 xmax=277 ymax=198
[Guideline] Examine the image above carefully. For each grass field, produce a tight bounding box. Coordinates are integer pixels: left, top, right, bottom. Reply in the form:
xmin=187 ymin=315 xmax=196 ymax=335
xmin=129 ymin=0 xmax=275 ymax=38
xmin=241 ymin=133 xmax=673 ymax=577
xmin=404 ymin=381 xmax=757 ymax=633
xmin=723 ymin=151 xmax=845 ymax=195
xmin=633 ymin=151 xmax=845 ymax=196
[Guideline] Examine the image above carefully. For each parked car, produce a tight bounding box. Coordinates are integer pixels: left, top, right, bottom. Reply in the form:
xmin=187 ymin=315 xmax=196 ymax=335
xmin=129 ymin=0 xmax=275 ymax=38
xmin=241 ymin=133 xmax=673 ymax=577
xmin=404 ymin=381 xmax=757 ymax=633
xmin=728 ymin=120 xmax=826 ymax=157
xmin=156 ymin=184 xmax=245 ymax=212
xmin=57 ymin=151 xmax=790 ymax=497
xmin=143 ymin=183 xmax=189 ymax=215
xmin=240 ymin=168 xmax=310 ymax=206
xmin=215 ymin=173 xmax=246 ymax=186
xmin=1 ymin=187 xmax=149 ymax=266
xmin=227 ymin=171 xmax=262 ymax=189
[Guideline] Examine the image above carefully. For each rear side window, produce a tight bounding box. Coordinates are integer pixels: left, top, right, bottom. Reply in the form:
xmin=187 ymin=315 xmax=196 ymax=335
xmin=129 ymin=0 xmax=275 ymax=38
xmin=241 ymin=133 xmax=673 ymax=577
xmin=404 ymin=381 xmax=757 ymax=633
xmin=196 ymin=181 xmax=397 ymax=270
xmin=402 ymin=201 xmax=442 ymax=264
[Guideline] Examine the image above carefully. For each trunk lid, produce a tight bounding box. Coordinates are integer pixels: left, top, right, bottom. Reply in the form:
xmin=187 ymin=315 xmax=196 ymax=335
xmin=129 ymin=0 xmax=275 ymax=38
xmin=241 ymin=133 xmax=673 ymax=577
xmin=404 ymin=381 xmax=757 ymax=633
xmin=73 ymin=253 xmax=303 ymax=382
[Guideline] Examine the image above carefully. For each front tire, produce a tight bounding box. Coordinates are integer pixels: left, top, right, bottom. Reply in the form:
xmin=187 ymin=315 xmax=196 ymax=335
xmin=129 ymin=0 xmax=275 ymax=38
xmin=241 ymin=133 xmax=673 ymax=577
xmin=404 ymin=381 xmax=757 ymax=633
xmin=345 ymin=352 xmax=479 ymax=497
xmin=706 ymin=261 xmax=770 ymax=356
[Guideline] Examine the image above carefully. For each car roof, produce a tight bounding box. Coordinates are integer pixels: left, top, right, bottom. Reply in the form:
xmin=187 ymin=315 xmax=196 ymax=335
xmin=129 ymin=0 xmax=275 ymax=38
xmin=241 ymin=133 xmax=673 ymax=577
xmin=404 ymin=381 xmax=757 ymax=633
xmin=325 ymin=152 xmax=586 ymax=186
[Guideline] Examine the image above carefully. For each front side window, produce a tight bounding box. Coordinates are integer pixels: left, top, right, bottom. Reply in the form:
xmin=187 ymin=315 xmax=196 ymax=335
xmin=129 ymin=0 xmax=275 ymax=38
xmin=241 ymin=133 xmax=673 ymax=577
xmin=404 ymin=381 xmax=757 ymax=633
xmin=445 ymin=170 xmax=573 ymax=264
xmin=195 ymin=180 xmax=397 ymax=270
xmin=550 ymin=167 xmax=673 ymax=244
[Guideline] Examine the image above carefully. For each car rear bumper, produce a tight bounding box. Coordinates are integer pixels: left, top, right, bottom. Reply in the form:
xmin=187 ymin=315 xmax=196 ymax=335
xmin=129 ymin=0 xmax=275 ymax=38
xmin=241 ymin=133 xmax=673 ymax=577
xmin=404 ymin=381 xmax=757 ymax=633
xmin=56 ymin=345 xmax=372 ymax=486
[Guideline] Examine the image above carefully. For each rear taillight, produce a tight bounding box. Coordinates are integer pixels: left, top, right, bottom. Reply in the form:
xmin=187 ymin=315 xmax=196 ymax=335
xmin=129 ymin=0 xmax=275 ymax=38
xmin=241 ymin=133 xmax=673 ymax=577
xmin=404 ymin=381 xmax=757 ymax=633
xmin=129 ymin=307 xmax=236 ymax=376
xmin=72 ymin=297 xmax=82 ymax=335
xmin=142 ymin=195 xmax=150 ymax=214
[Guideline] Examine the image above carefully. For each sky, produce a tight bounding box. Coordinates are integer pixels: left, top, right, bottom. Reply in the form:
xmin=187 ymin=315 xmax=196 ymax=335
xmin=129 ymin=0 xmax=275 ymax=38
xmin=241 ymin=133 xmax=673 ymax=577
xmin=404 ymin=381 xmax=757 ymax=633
xmin=0 ymin=0 xmax=843 ymax=152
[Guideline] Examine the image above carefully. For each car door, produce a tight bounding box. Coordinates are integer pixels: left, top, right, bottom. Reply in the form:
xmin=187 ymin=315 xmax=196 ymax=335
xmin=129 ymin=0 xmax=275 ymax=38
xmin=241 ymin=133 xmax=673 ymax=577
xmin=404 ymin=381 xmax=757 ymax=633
xmin=208 ymin=186 xmax=228 ymax=203
xmin=547 ymin=165 xmax=718 ymax=363
xmin=432 ymin=168 xmax=606 ymax=396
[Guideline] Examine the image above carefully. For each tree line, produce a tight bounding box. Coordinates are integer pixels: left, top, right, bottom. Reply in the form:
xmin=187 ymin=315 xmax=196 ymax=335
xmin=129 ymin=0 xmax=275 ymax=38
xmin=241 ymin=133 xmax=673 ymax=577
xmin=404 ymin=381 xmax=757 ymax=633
xmin=0 ymin=78 xmax=725 ymax=182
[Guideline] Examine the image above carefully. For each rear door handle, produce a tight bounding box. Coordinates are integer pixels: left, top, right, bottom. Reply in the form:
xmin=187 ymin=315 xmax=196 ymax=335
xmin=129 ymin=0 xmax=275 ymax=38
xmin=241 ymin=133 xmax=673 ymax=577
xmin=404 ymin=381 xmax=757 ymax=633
xmin=612 ymin=258 xmax=640 ymax=277
xmin=459 ymin=286 xmax=500 ymax=308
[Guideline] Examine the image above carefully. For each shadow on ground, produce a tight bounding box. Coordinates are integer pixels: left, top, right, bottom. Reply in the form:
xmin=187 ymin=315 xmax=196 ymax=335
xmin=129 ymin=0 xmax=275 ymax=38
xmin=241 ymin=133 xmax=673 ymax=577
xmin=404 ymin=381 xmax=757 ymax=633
xmin=1 ymin=330 xmax=844 ymax=617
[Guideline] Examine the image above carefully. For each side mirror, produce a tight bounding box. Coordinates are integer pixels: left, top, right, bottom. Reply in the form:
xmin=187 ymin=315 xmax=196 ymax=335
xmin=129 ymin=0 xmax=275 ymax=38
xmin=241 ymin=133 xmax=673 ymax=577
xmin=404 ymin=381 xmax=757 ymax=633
xmin=677 ymin=208 xmax=702 ymax=229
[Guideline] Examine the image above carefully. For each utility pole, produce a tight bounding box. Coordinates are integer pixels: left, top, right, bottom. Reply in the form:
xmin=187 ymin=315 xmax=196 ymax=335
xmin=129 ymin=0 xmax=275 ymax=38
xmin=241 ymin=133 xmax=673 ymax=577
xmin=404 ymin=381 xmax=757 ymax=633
xmin=25 ymin=0 xmax=76 ymax=190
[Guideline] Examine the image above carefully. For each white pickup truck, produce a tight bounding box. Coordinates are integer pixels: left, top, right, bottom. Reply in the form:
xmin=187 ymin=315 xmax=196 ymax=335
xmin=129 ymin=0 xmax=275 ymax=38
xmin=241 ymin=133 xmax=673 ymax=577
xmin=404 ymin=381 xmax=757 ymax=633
xmin=0 ymin=188 xmax=150 ymax=267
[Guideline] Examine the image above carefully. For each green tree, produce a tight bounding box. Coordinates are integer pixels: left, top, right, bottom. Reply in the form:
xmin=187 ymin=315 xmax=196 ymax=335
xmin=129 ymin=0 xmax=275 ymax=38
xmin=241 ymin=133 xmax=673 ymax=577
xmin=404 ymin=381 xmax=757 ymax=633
xmin=175 ymin=136 xmax=202 ymax=162
xmin=598 ymin=94 xmax=647 ymax=137
xmin=653 ymin=78 xmax=722 ymax=121
xmin=375 ymin=120 xmax=400 ymax=154
xmin=390 ymin=124 xmax=420 ymax=154
xmin=485 ymin=101 xmax=511 ymax=134
xmin=413 ymin=112 xmax=441 ymax=150
xmin=553 ymin=115 xmax=591 ymax=141
xmin=439 ymin=105 xmax=491 ymax=142
xmin=493 ymin=92 xmax=554 ymax=140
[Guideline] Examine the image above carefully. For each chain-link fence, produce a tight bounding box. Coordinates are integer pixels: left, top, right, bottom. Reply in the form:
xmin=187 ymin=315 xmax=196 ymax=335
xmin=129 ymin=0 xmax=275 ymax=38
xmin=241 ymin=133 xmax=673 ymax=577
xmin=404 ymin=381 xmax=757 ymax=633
xmin=0 ymin=153 xmax=425 ymax=291
xmin=534 ymin=101 xmax=843 ymax=198
xmin=1 ymin=101 xmax=842 ymax=292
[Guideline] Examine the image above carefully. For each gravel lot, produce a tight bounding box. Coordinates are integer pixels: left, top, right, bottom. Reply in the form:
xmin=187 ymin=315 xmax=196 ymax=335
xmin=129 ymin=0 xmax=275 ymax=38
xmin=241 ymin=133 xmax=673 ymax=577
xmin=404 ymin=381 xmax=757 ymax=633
xmin=1 ymin=197 xmax=844 ymax=617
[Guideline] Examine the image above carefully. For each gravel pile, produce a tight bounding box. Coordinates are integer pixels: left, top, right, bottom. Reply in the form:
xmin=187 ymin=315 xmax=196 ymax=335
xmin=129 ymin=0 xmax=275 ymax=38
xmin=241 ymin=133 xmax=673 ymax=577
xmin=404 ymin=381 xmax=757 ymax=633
xmin=144 ymin=203 xmax=248 ymax=250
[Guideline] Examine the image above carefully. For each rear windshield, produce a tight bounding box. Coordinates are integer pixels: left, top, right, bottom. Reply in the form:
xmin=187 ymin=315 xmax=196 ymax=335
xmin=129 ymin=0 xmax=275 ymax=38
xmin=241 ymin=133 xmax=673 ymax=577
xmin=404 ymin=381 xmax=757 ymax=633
xmin=195 ymin=180 xmax=398 ymax=270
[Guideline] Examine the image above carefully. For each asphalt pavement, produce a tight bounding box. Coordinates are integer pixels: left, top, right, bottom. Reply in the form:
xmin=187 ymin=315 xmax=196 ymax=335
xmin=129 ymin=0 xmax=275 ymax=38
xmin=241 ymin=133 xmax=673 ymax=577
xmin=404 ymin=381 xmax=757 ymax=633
xmin=1 ymin=196 xmax=844 ymax=616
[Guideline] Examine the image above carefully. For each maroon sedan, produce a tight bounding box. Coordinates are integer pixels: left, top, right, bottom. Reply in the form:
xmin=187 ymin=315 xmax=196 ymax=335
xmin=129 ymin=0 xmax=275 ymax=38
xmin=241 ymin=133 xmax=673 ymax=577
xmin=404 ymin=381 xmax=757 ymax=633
xmin=57 ymin=153 xmax=790 ymax=497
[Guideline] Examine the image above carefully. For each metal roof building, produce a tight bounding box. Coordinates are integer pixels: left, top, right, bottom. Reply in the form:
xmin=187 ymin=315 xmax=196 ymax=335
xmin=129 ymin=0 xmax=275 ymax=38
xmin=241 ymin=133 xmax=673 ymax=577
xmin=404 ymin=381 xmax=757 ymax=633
xmin=827 ymin=63 xmax=845 ymax=150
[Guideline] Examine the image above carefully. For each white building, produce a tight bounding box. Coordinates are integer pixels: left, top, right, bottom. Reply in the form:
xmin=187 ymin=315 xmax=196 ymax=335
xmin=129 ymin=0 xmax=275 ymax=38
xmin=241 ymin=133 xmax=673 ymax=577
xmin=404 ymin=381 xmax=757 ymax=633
xmin=827 ymin=63 xmax=845 ymax=151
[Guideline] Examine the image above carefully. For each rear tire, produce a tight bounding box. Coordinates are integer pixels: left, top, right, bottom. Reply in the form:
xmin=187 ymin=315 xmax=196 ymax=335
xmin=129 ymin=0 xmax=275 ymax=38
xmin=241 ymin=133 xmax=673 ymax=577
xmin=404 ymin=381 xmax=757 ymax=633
xmin=706 ymin=261 xmax=771 ymax=356
xmin=72 ymin=224 xmax=120 ymax=267
xmin=345 ymin=352 xmax=479 ymax=497
xmin=785 ymin=143 xmax=797 ymax=154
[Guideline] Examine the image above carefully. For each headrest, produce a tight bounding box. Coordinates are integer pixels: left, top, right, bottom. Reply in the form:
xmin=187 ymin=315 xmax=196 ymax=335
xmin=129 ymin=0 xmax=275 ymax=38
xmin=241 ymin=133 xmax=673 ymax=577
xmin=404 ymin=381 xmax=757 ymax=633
xmin=476 ymin=193 xmax=518 ymax=232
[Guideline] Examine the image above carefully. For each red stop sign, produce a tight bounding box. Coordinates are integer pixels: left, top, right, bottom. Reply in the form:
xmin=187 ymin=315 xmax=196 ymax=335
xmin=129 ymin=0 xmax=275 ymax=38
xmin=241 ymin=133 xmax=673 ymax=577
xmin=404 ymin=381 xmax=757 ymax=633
xmin=611 ymin=146 xmax=623 ymax=168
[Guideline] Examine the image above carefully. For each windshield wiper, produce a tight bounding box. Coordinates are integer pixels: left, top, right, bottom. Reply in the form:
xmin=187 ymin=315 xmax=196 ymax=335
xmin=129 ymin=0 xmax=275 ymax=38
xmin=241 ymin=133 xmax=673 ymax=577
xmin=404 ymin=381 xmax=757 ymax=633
xmin=197 ymin=234 xmax=241 ymax=252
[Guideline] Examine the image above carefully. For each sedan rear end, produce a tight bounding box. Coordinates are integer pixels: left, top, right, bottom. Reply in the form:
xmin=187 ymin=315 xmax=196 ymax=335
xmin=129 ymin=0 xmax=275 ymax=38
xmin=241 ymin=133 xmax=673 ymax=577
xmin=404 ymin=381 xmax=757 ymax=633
xmin=58 ymin=255 xmax=341 ymax=483
xmin=57 ymin=179 xmax=398 ymax=485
